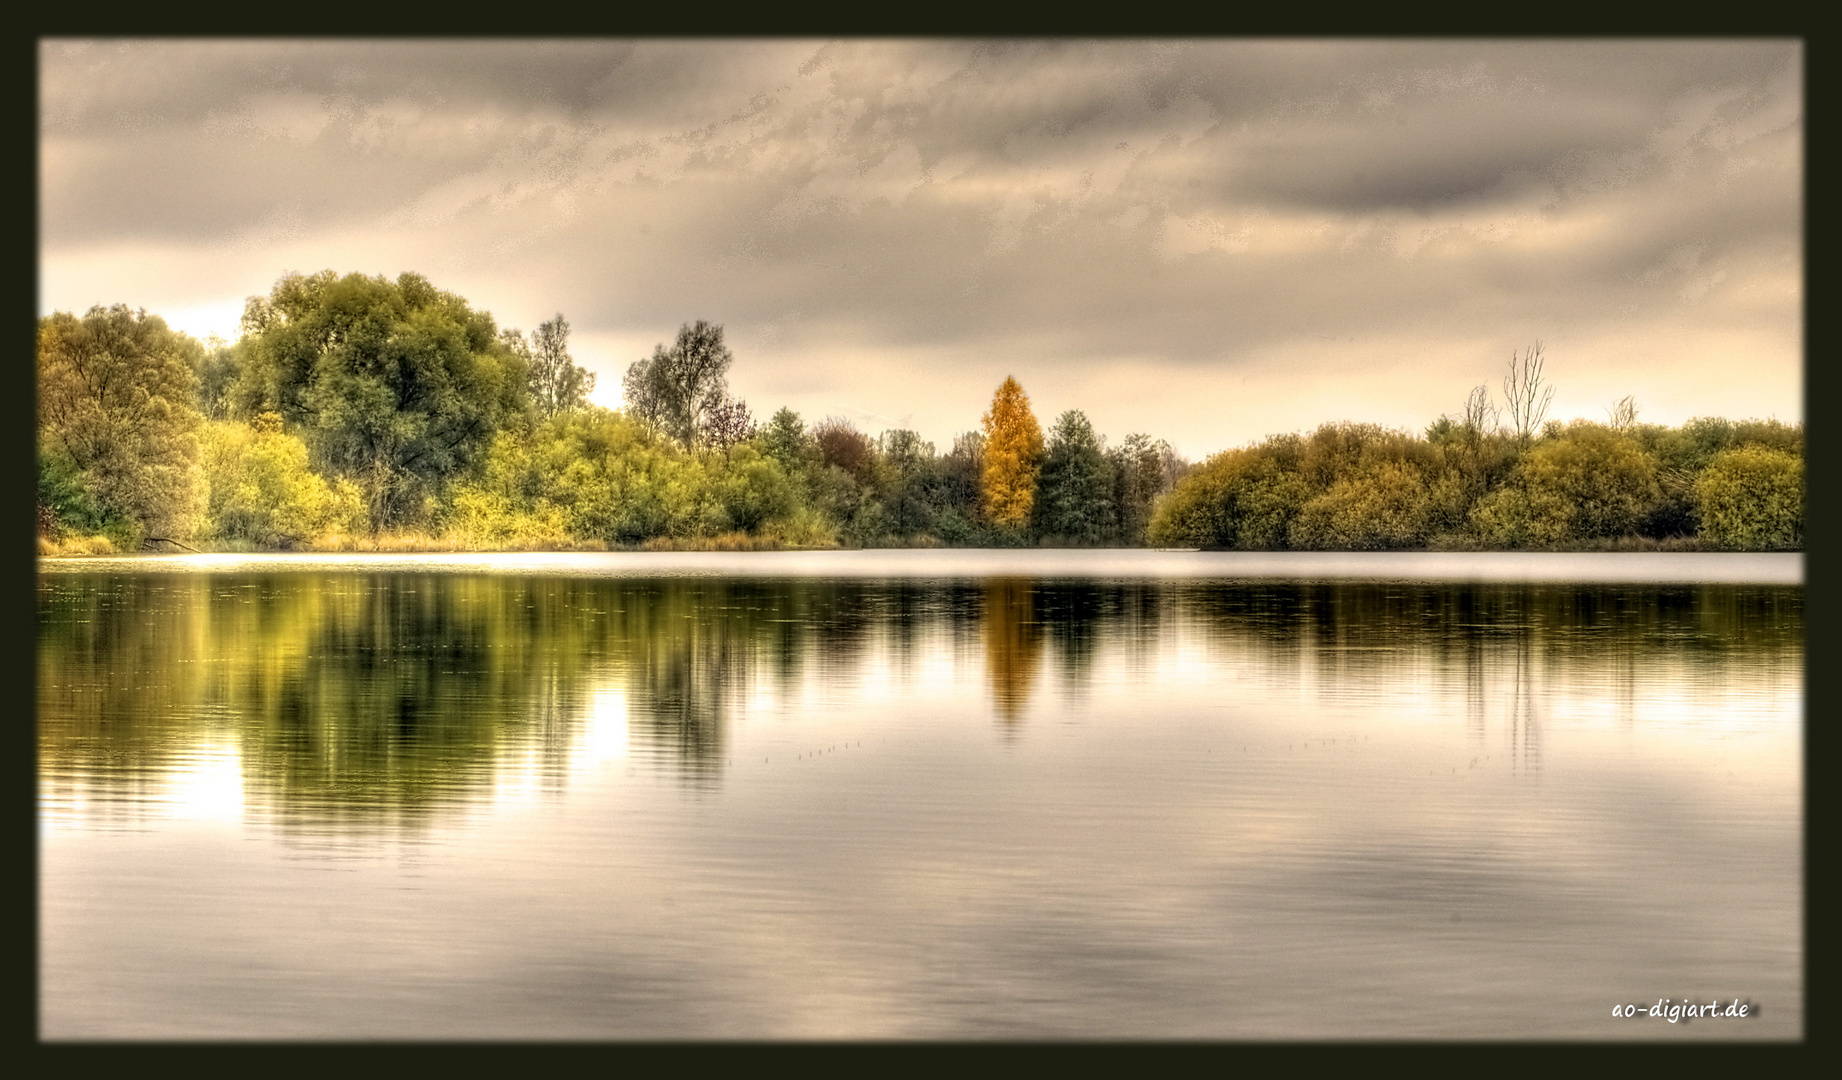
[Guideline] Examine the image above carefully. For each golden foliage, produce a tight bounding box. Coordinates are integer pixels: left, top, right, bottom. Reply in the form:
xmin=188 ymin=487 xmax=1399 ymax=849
xmin=980 ymin=376 xmax=1044 ymax=528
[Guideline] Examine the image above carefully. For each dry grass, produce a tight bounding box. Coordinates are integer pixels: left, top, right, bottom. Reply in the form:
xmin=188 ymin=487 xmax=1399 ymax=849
xmin=37 ymin=534 xmax=118 ymax=556
xmin=305 ymin=530 xmax=614 ymax=553
xmin=641 ymin=532 xmax=782 ymax=552
xmin=1425 ymin=534 xmax=1708 ymax=553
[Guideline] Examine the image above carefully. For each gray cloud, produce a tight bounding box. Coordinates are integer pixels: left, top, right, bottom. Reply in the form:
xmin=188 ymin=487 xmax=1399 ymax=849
xmin=39 ymin=39 xmax=1802 ymax=456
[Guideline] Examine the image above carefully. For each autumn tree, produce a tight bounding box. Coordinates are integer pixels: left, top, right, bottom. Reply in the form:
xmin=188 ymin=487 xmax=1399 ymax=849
xmin=814 ymin=416 xmax=877 ymax=484
xmin=37 ymin=305 xmax=206 ymax=541
xmin=981 ymin=376 xmax=1044 ymax=530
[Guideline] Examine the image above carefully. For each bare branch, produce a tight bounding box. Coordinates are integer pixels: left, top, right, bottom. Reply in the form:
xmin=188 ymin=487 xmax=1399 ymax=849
xmin=1606 ymin=394 xmax=1638 ymax=432
xmin=1502 ymin=341 xmax=1554 ymax=446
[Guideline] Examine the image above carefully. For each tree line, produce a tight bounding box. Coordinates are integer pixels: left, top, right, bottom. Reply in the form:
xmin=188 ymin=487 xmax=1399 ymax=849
xmin=1148 ymin=345 xmax=1802 ymax=552
xmin=37 ymin=272 xmax=1801 ymax=553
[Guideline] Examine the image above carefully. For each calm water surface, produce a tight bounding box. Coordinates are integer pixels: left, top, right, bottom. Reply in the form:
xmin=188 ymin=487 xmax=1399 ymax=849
xmin=38 ymin=551 xmax=1802 ymax=1039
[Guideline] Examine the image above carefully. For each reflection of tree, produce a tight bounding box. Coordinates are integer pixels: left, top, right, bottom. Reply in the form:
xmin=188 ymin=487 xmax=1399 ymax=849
xmin=39 ymin=573 xmax=607 ymax=832
xmin=1038 ymin=584 xmax=1104 ymax=689
xmin=982 ymin=578 xmax=1044 ymax=726
xmin=1465 ymin=632 xmax=1488 ymax=746
xmin=1508 ymin=624 xmax=1542 ymax=774
xmin=619 ymin=584 xmax=748 ymax=784
xmin=38 ymin=574 xmax=229 ymax=824
xmin=1178 ymin=581 xmax=1801 ymax=737
xmin=41 ymin=571 xmax=1800 ymax=828
xmin=216 ymin=575 xmax=605 ymax=830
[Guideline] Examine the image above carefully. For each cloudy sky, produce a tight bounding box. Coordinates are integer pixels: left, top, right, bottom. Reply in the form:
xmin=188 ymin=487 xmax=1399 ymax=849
xmin=39 ymin=39 xmax=1801 ymax=459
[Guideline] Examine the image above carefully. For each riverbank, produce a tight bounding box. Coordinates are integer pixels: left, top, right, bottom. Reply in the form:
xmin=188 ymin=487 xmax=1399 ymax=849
xmin=39 ymin=531 xmax=1773 ymax=558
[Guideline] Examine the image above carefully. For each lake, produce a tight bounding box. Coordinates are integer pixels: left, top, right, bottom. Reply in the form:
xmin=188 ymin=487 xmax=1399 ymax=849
xmin=37 ymin=550 xmax=1803 ymax=1040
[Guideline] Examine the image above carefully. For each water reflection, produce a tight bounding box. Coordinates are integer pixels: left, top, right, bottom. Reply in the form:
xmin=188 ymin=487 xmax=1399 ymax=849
xmin=982 ymin=579 xmax=1044 ymax=727
xmin=39 ymin=573 xmax=1800 ymax=831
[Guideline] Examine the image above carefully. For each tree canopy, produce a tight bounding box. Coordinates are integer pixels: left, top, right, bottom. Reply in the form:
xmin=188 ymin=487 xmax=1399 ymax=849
xmin=36 ymin=284 xmax=1802 ymax=555
xmin=1694 ymin=445 xmax=1802 ymax=551
xmin=38 ymin=304 xmax=205 ymax=540
xmin=622 ymin=320 xmax=737 ymax=449
xmin=981 ymin=376 xmax=1044 ymax=530
xmin=234 ymin=271 xmax=531 ymax=529
xmin=1034 ymin=410 xmax=1114 ymax=544
xmin=522 ymin=313 xmax=596 ymax=419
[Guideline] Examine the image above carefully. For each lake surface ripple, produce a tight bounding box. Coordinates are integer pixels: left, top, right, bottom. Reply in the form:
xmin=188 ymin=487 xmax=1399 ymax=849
xmin=38 ymin=552 xmax=1802 ymax=1039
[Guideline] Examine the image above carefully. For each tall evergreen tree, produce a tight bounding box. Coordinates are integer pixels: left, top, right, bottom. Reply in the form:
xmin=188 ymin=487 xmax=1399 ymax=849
xmin=1034 ymin=410 xmax=1114 ymax=544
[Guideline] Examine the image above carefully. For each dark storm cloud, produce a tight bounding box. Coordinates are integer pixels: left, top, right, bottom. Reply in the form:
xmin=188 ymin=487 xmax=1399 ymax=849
xmin=40 ymin=38 xmax=1801 ymax=452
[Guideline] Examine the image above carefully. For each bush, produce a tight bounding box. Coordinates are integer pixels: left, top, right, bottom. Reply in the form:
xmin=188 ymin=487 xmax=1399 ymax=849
xmin=1694 ymin=446 xmax=1802 ymax=550
xmin=1147 ymin=446 xmax=1308 ymax=549
xmin=448 ymin=409 xmax=806 ymax=547
xmin=201 ymin=418 xmax=364 ymax=548
xmin=1290 ymin=460 xmax=1430 ymax=550
xmin=1470 ymin=423 xmax=1660 ymax=547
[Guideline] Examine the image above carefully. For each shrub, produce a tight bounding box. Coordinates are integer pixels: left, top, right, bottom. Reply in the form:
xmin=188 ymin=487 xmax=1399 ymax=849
xmin=1694 ymin=446 xmax=1802 ymax=550
xmin=201 ymin=417 xmax=364 ymax=548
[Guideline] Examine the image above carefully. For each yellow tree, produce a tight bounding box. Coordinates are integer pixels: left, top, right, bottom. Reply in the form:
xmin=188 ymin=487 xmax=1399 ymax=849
xmin=981 ymin=376 xmax=1044 ymax=528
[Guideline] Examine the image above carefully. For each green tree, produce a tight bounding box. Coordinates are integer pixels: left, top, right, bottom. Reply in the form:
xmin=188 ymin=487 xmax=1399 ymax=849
xmin=981 ymin=376 xmax=1044 ymax=531
xmin=1290 ymin=459 xmax=1431 ymax=550
xmin=621 ymin=320 xmax=736 ymax=449
xmin=37 ymin=305 xmax=206 ymax=541
xmin=1108 ymin=433 xmax=1173 ymax=546
xmin=761 ymin=407 xmax=816 ymax=474
xmin=1694 ymin=446 xmax=1802 ymax=550
xmin=879 ymin=429 xmax=941 ymax=538
xmin=449 ymin=408 xmax=802 ymax=547
xmin=200 ymin=414 xmax=364 ymax=548
xmin=1469 ymin=421 xmax=1659 ymax=546
xmin=931 ymin=431 xmax=989 ymax=544
xmin=193 ymin=335 xmax=243 ymax=421
xmin=1034 ymin=410 xmax=1115 ymax=544
xmin=1147 ymin=445 xmax=1308 ymax=549
xmin=524 ymin=313 xmax=596 ymax=419
xmin=235 ymin=271 xmax=531 ymax=530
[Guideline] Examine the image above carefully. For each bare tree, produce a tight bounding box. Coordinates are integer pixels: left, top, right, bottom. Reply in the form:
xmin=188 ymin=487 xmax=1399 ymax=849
xmin=1463 ymin=384 xmax=1500 ymax=439
xmin=1606 ymin=394 xmax=1638 ymax=433
xmin=1502 ymin=342 xmax=1554 ymax=446
xmin=704 ymin=397 xmax=755 ymax=449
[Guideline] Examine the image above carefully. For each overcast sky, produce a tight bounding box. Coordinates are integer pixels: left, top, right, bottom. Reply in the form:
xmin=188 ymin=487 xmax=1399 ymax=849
xmin=38 ymin=38 xmax=1802 ymax=459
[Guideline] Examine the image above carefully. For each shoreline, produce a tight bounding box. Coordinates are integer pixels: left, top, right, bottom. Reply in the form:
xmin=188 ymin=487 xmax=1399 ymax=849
xmin=35 ymin=548 xmax=1804 ymax=586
